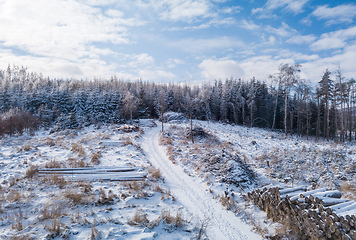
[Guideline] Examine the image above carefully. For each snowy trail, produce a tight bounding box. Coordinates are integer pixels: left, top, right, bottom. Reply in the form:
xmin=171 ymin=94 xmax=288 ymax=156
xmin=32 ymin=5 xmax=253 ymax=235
xmin=140 ymin=126 xmax=261 ymax=240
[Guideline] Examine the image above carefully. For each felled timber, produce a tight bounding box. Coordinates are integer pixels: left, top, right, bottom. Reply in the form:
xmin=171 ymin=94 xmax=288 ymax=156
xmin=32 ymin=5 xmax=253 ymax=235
xmin=245 ymin=186 xmax=356 ymax=239
xmin=38 ymin=167 xmax=147 ymax=181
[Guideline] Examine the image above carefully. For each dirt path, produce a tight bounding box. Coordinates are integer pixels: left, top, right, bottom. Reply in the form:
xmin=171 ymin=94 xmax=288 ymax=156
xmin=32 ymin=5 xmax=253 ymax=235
xmin=140 ymin=126 xmax=261 ymax=240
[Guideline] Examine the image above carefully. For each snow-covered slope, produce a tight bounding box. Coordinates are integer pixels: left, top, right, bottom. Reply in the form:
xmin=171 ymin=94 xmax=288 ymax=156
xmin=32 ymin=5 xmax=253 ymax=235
xmin=141 ymin=126 xmax=261 ymax=240
xmin=2 ymin=118 xmax=356 ymax=239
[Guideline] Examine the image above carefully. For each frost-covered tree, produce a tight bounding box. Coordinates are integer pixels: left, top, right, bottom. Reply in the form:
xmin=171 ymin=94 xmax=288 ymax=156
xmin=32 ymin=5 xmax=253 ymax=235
xmin=122 ymin=91 xmax=138 ymax=124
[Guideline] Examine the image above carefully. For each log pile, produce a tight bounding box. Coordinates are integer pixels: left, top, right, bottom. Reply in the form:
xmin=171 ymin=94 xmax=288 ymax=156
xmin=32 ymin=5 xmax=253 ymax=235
xmin=245 ymin=187 xmax=356 ymax=239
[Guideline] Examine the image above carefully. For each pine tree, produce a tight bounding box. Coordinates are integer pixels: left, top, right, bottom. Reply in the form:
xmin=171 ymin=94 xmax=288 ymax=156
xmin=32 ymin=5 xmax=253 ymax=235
xmin=318 ymin=69 xmax=333 ymax=140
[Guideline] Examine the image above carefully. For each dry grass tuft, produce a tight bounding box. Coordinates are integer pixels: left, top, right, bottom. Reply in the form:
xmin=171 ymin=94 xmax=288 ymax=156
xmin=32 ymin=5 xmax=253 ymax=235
xmin=18 ymin=144 xmax=31 ymax=152
xmin=9 ymin=177 xmax=20 ymax=187
xmin=341 ymin=181 xmax=356 ymax=200
xmin=67 ymin=157 xmax=86 ymax=168
xmin=45 ymin=137 xmax=56 ymax=146
xmin=159 ymin=134 xmax=172 ymax=145
xmin=25 ymin=165 xmax=38 ymax=179
xmin=161 ymin=189 xmax=174 ymax=201
xmin=152 ymin=184 xmax=164 ymax=193
xmin=161 ymin=210 xmax=185 ymax=228
xmin=124 ymin=181 xmax=147 ymax=192
xmin=90 ymin=151 xmax=102 ymax=165
xmin=41 ymin=174 xmax=67 ymax=189
xmin=11 ymin=207 xmax=24 ymax=231
xmin=122 ymin=136 xmax=133 ymax=146
xmin=90 ymin=223 xmax=101 ymax=240
xmin=96 ymin=189 xmax=115 ymax=205
xmin=148 ymin=167 xmax=162 ymax=180
xmin=7 ymin=190 xmax=22 ymax=202
xmin=148 ymin=209 xmax=186 ymax=229
xmin=64 ymin=189 xmax=84 ymax=204
xmin=45 ymin=217 xmax=62 ymax=237
xmin=219 ymin=194 xmax=236 ymax=210
xmin=76 ymin=181 xmax=92 ymax=194
xmin=71 ymin=142 xmax=86 ymax=157
xmin=166 ymin=146 xmax=175 ymax=164
xmin=40 ymin=201 xmax=64 ymax=221
xmin=195 ymin=218 xmax=209 ymax=240
xmin=44 ymin=159 xmax=62 ymax=169
xmin=127 ymin=209 xmax=149 ymax=226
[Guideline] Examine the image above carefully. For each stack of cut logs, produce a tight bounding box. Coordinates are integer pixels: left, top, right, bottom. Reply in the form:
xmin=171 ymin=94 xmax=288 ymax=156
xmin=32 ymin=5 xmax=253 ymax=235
xmin=245 ymin=186 xmax=356 ymax=240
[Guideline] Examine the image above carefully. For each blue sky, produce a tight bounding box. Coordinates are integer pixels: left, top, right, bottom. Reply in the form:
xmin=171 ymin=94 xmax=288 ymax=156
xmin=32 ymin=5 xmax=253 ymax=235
xmin=0 ymin=0 xmax=356 ymax=84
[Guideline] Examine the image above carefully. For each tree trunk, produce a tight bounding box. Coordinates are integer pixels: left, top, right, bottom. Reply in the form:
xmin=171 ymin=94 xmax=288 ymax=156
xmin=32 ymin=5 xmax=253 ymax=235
xmin=317 ymin=97 xmax=320 ymax=140
xmin=284 ymin=90 xmax=288 ymax=135
xmin=272 ymin=86 xmax=280 ymax=130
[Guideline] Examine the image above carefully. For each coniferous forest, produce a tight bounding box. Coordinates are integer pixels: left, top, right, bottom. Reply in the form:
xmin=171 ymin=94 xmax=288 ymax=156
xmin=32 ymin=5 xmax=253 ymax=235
xmin=0 ymin=64 xmax=355 ymax=142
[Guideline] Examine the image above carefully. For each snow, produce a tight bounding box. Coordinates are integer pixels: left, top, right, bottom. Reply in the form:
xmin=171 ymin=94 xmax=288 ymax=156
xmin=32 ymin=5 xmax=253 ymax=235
xmin=0 ymin=123 xmax=195 ymax=239
xmin=140 ymin=126 xmax=261 ymax=240
xmin=2 ymin=117 xmax=356 ymax=239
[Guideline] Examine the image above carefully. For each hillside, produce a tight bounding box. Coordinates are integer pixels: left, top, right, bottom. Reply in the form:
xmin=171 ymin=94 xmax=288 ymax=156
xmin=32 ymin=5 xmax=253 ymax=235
xmin=1 ymin=118 xmax=356 ymax=239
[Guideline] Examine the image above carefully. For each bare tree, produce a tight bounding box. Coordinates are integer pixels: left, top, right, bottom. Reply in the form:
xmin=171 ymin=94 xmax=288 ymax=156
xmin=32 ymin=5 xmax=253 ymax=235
xmin=277 ymin=64 xmax=301 ymax=135
xmin=122 ymin=92 xmax=138 ymax=125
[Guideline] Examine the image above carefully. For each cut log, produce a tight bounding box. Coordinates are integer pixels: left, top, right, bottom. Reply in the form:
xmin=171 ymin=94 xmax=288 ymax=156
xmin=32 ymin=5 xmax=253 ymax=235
xmin=330 ymin=201 xmax=356 ymax=211
xmin=312 ymin=190 xmax=342 ymax=199
xmin=279 ymin=186 xmax=307 ymax=195
xmin=321 ymin=198 xmax=350 ymax=207
xmin=349 ymin=229 xmax=356 ymax=240
xmin=332 ymin=202 xmax=356 ymax=214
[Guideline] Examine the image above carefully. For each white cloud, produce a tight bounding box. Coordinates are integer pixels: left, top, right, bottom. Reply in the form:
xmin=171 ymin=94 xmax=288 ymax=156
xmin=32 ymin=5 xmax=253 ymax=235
xmin=301 ymin=44 xmax=356 ymax=83
xmin=235 ymin=43 xmax=356 ymax=84
xmin=0 ymin=0 xmax=144 ymax=60
xmin=219 ymin=6 xmax=242 ymax=14
xmin=312 ymin=4 xmax=356 ymax=25
xmin=310 ymin=26 xmax=356 ymax=51
xmin=240 ymin=19 xmax=259 ymax=30
xmin=300 ymin=17 xmax=312 ymax=26
xmin=171 ymin=36 xmax=245 ymax=53
xmin=133 ymin=53 xmax=155 ymax=66
xmin=166 ymin=59 xmax=185 ymax=68
xmin=157 ymin=0 xmax=213 ymax=22
xmin=266 ymin=22 xmax=297 ymax=37
xmin=138 ymin=69 xmax=176 ymax=81
xmin=166 ymin=17 xmax=236 ymax=31
xmin=238 ymin=55 xmax=294 ymax=80
xmin=252 ymin=0 xmax=309 ymax=18
xmin=0 ymin=49 xmax=116 ymax=79
xmin=287 ymin=34 xmax=316 ymax=44
xmin=199 ymin=59 xmax=244 ymax=80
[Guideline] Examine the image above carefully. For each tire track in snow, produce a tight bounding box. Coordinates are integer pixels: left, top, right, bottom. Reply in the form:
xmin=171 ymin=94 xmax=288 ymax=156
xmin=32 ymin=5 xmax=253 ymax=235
xmin=141 ymin=126 xmax=261 ymax=240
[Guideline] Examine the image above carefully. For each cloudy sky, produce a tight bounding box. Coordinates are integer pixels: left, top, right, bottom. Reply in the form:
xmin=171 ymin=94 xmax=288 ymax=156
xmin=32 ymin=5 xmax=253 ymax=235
xmin=0 ymin=0 xmax=356 ymax=84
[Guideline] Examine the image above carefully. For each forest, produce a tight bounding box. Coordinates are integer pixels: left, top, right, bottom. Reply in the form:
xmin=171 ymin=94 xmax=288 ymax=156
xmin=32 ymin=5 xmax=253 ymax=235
xmin=0 ymin=64 xmax=355 ymax=142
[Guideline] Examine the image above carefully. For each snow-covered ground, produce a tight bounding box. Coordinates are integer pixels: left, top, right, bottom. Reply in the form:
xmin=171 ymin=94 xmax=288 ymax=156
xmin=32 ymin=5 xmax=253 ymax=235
xmin=1 ymin=117 xmax=356 ymax=239
xmin=140 ymin=126 xmax=260 ymax=240
xmin=0 ymin=120 xmax=196 ymax=239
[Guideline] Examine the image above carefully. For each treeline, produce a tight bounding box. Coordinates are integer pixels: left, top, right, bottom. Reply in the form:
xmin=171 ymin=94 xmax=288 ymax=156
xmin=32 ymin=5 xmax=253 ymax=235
xmin=0 ymin=64 xmax=355 ymax=141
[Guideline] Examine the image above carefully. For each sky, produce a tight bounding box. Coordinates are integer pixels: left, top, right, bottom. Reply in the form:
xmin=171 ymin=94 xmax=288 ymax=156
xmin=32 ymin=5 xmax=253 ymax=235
xmin=0 ymin=0 xmax=356 ymax=84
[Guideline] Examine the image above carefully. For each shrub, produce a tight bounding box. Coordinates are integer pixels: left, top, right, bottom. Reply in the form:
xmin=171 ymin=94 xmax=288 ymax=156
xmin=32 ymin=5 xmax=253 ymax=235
xmin=0 ymin=108 xmax=39 ymax=136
